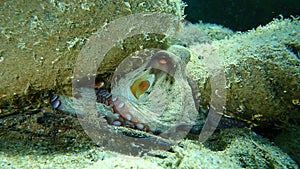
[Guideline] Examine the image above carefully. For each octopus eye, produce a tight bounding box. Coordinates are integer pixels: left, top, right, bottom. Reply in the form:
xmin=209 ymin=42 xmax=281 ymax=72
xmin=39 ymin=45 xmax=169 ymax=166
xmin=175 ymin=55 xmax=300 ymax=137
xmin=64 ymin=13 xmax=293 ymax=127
xmin=158 ymin=57 xmax=168 ymax=65
xmin=130 ymin=74 xmax=155 ymax=99
xmin=130 ymin=79 xmax=150 ymax=98
xmin=150 ymin=50 xmax=176 ymax=76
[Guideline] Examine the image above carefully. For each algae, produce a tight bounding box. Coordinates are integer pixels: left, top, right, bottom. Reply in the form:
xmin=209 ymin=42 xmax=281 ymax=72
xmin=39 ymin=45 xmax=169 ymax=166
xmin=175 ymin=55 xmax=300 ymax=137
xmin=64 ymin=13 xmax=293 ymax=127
xmin=1 ymin=120 xmax=297 ymax=168
xmin=187 ymin=18 xmax=300 ymax=127
xmin=0 ymin=1 xmax=299 ymax=168
xmin=0 ymin=0 xmax=185 ymax=115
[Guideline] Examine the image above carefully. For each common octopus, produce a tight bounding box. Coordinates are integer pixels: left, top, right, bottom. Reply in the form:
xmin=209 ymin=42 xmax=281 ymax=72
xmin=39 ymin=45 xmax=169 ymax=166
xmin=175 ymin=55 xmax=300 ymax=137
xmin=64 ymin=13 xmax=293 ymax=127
xmin=50 ymin=47 xmax=247 ymax=139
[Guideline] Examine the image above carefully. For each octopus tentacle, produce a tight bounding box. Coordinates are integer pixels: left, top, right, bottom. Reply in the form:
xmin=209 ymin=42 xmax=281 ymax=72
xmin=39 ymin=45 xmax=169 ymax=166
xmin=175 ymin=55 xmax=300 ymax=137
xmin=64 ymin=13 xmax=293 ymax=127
xmin=50 ymin=84 xmax=248 ymax=136
xmin=50 ymin=88 xmax=150 ymax=132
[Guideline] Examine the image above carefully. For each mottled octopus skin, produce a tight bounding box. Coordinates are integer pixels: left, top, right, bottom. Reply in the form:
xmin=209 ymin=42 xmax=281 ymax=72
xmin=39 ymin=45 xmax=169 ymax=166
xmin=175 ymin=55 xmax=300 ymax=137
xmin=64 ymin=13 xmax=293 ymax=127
xmin=50 ymin=87 xmax=151 ymax=133
xmin=50 ymin=88 xmax=248 ymax=136
xmin=49 ymin=49 xmax=248 ymax=136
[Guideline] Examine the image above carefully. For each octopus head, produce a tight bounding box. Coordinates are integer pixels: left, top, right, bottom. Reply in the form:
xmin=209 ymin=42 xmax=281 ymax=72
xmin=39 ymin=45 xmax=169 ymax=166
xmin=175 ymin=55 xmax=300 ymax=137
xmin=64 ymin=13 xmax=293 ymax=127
xmin=111 ymin=48 xmax=199 ymax=135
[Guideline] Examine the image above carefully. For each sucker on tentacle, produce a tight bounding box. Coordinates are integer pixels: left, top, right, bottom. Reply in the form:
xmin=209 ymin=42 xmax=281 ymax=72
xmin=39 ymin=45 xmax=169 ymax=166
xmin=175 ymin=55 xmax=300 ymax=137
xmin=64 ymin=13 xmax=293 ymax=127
xmin=50 ymin=86 xmax=151 ymax=132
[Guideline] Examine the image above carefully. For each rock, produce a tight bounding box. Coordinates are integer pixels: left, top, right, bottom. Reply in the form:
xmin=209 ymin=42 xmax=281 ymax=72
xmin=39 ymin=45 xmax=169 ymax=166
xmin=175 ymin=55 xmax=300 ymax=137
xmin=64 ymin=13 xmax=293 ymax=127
xmin=0 ymin=0 xmax=185 ymax=115
xmin=187 ymin=18 xmax=300 ymax=127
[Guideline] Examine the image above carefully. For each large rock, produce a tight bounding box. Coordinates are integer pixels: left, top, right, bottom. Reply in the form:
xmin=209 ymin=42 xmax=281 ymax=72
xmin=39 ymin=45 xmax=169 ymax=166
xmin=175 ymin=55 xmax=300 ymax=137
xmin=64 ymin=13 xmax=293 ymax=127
xmin=0 ymin=0 xmax=185 ymax=115
xmin=187 ymin=18 xmax=300 ymax=127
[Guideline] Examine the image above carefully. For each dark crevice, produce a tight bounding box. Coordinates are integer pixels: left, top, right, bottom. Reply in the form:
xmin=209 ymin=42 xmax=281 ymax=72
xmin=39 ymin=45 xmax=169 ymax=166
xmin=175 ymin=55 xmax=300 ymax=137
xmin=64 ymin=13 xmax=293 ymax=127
xmin=285 ymin=43 xmax=300 ymax=59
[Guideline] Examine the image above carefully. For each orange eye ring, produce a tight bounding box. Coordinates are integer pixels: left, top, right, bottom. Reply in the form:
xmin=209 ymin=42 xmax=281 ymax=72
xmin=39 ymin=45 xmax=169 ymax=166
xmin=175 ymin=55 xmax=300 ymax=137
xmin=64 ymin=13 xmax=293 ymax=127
xmin=130 ymin=78 xmax=151 ymax=99
xmin=130 ymin=74 xmax=155 ymax=100
xmin=159 ymin=58 xmax=168 ymax=65
xmin=149 ymin=50 xmax=176 ymax=76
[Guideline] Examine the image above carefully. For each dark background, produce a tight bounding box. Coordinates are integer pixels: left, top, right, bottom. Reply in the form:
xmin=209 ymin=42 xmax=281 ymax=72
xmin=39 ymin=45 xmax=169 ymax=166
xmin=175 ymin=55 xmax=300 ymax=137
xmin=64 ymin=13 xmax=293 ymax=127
xmin=183 ymin=0 xmax=300 ymax=31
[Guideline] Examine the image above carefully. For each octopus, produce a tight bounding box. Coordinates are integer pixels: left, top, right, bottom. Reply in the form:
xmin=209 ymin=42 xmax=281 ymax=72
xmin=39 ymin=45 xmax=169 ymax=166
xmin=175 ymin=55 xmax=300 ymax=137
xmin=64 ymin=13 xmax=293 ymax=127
xmin=51 ymin=48 xmax=200 ymax=137
xmin=50 ymin=47 xmax=247 ymax=138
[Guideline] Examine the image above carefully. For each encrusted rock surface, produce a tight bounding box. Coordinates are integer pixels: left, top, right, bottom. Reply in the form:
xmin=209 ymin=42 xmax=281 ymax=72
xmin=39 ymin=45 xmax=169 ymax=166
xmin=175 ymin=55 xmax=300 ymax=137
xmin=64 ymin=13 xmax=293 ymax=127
xmin=187 ymin=18 xmax=300 ymax=127
xmin=0 ymin=0 xmax=185 ymax=115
